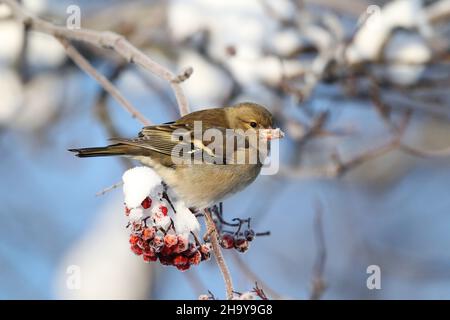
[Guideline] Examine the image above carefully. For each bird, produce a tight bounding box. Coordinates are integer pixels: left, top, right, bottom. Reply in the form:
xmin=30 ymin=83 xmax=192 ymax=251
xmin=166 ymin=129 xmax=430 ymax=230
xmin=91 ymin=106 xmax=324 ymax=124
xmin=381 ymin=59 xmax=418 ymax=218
xmin=69 ymin=102 xmax=283 ymax=210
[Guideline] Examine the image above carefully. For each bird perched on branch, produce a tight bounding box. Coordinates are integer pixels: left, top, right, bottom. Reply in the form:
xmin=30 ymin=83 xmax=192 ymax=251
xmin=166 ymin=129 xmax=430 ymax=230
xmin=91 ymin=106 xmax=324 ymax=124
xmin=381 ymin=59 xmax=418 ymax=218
xmin=69 ymin=102 xmax=283 ymax=209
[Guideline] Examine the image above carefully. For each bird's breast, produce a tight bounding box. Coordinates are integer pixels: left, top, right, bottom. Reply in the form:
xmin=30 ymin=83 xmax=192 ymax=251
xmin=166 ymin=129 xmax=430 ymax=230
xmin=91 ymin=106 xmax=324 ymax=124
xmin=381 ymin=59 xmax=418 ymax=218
xmin=163 ymin=163 xmax=262 ymax=209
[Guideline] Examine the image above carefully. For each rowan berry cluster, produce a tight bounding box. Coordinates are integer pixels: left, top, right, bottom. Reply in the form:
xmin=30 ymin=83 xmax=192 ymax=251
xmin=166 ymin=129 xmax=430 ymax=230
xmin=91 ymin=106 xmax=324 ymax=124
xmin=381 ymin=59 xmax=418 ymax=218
xmin=210 ymin=205 xmax=264 ymax=253
xmin=125 ymin=196 xmax=211 ymax=271
xmin=218 ymin=230 xmax=255 ymax=252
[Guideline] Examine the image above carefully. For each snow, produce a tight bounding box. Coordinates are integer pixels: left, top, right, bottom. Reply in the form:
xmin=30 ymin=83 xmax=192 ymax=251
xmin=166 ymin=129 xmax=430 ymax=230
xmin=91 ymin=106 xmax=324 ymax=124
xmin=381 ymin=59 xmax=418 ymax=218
xmin=169 ymin=0 xmax=294 ymax=88
xmin=384 ymin=32 xmax=431 ymax=64
xmin=386 ymin=64 xmax=426 ymax=86
xmin=122 ymin=166 xmax=162 ymax=208
xmin=27 ymin=31 xmax=66 ymax=68
xmin=0 ymin=22 xmax=64 ymax=68
xmin=13 ymin=73 xmax=64 ymax=131
xmin=0 ymin=67 xmax=24 ymax=126
xmin=22 ymin=0 xmax=48 ymax=14
xmin=154 ymin=215 xmax=172 ymax=230
xmin=384 ymin=32 xmax=431 ymax=85
xmin=128 ymin=208 xmax=144 ymax=222
xmin=0 ymin=20 xmax=23 ymax=63
xmin=174 ymin=201 xmax=200 ymax=235
xmin=346 ymin=0 xmax=430 ymax=64
xmin=177 ymin=50 xmax=233 ymax=108
xmin=0 ymin=4 xmax=12 ymax=19
xmin=271 ymin=29 xmax=303 ymax=57
xmin=239 ymin=292 xmax=256 ymax=300
xmin=122 ymin=166 xmax=201 ymax=235
xmin=0 ymin=71 xmax=75 ymax=131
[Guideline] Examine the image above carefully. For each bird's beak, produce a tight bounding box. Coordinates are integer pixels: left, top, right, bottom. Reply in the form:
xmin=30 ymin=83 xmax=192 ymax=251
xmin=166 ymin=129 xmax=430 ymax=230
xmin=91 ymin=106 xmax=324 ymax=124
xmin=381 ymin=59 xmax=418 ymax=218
xmin=260 ymin=127 xmax=285 ymax=140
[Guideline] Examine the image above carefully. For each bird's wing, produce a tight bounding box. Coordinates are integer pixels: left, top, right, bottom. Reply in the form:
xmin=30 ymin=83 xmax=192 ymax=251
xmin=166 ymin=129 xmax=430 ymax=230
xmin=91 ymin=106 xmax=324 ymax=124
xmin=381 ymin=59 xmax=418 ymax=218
xmin=111 ymin=124 xmax=236 ymax=164
xmin=109 ymin=124 xmax=189 ymax=157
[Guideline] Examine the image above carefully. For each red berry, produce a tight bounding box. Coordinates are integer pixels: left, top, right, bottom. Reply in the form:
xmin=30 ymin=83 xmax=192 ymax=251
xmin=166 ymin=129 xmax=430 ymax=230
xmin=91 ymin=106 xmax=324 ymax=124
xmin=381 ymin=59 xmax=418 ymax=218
xmin=143 ymin=253 xmax=157 ymax=262
xmin=220 ymin=234 xmax=234 ymax=249
xmin=164 ymin=234 xmax=178 ymax=248
xmin=173 ymin=255 xmax=189 ymax=266
xmin=143 ymin=246 xmax=155 ymax=256
xmin=142 ymin=228 xmax=155 ymax=241
xmin=129 ymin=235 xmax=140 ymax=245
xmin=160 ymin=205 xmax=168 ymax=216
xmin=161 ymin=244 xmax=174 ymax=256
xmin=176 ymin=264 xmax=191 ymax=271
xmin=159 ymin=255 xmax=174 ymax=266
xmin=200 ymin=244 xmax=211 ymax=254
xmin=141 ymin=197 xmax=152 ymax=209
xmin=189 ymin=251 xmax=202 ymax=265
xmin=131 ymin=244 xmax=143 ymax=256
xmin=234 ymin=238 xmax=249 ymax=253
xmin=174 ymin=235 xmax=189 ymax=253
xmin=141 ymin=241 xmax=150 ymax=252
xmin=125 ymin=206 xmax=131 ymax=216
xmin=153 ymin=236 xmax=164 ymax=247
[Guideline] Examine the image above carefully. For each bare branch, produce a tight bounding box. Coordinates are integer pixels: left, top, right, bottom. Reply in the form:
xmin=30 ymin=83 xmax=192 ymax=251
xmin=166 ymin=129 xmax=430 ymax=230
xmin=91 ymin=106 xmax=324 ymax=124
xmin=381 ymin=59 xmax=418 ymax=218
xmin=95 ymin=181 xmax=123 ymax=197
xmin=310 ymin=200 xmax=327 ymax=300
xmin=371 ymin=77 xmax=450 ymax=158
xmin=58 ymin=38 xmax=151 ymax=126
xmin=172 ymin=66 xmax=194 ymax=84
xmin=2 ymin=0 xmax=191 ymax=117
xmin=231 ymin=252 xmax=284 ymax=300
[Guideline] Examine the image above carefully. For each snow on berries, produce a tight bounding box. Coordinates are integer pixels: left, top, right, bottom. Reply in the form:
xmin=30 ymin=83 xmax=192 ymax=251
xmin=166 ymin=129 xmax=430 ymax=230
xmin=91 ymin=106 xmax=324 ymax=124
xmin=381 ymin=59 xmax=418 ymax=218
xmin=122 ymin=166 xmax=210 ymax=270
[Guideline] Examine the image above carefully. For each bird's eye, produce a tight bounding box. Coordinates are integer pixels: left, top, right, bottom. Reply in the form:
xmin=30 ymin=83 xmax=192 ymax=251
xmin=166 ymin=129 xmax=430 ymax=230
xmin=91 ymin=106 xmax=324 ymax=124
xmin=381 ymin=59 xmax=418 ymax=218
xmin=250 ymin=121 xmax=257 ymax=128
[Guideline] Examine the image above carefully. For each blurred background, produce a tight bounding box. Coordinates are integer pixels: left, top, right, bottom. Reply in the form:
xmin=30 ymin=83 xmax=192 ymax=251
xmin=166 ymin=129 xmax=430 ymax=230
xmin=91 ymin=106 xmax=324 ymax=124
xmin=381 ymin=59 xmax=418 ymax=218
xmin=1 ymin=0 xmax=450 ymax=299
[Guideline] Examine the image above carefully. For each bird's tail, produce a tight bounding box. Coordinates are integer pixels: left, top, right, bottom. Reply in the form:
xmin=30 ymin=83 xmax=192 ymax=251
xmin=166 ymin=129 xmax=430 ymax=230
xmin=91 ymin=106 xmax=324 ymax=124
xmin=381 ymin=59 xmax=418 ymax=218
xmin=68 ymin=144 xmax=134 ymax=158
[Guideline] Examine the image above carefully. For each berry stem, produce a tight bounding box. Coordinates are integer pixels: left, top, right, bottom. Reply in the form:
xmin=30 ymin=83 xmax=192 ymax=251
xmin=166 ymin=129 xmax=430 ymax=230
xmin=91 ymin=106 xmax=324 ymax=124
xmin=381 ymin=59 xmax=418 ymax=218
xmin=204 ymin=208 xmax=234 ymax=300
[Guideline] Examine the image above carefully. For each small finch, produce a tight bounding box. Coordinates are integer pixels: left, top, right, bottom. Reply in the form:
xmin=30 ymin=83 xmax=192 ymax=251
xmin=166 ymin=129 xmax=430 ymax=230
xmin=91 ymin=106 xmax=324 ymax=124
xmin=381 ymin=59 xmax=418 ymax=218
xmin=69 ymin=102 xmax=284 ymax=209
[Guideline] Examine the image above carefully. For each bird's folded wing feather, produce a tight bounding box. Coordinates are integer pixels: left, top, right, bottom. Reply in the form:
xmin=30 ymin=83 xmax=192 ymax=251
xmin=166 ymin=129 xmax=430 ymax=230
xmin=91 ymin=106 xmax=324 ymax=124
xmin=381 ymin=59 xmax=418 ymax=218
xmin=110 ymin=124 xmax=246 ymax=164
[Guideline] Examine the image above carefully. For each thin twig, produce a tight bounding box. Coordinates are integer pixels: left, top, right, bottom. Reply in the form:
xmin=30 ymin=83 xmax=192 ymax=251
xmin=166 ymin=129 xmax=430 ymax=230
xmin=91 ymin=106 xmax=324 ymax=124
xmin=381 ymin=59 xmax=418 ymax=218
xmin=172 ymin=66 xmax=193 ymax=84
xmin=184 ymin=269 xmax=209 ymax=298
xmin=95 ymin=181 xmax=124 ymax=197
xmin=310 ymin=200 xmax=327 ymax=300
xmin=370 ymin=78 xmax=450 ymax=158
xmin=204 ymin=208 xmax=234 ymax=300
xmin=231 ymin=252 xmax=283 ymax=299
xmin=93 ymin=62 xmax=135 ymax=168
xmin=280 ymin=111 xmax=412 ymax=179
xmin=3 ymin=0 xmax=191 ymax=117
xmin=58 ymin=38 xmax=151 ymax=125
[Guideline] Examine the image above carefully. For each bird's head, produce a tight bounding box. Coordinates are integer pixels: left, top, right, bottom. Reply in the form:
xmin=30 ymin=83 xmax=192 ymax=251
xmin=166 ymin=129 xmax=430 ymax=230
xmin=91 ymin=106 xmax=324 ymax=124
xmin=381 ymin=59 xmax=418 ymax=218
xmin=226 ymin=102 xmax=273 ymax=130
xmin=226 ymin=102 xmax=284 ymax=140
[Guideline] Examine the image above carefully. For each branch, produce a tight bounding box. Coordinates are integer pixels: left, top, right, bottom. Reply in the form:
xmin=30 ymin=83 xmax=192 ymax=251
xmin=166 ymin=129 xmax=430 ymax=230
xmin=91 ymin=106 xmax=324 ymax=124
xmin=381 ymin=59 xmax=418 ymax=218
xmin=58 ymin=38 xmax=151 ymax=126
xmin=2 ymin=0 xmax=191 ymax=117
xmin=370 ymin=79 xmax=450 ymax=158
xmin=309 ymin=200 xmax=327 ymax=300
xmin=95 ymin=181 xmax=123 ymax=197
xmin=203 ymin=208 xmax=234 ymax=300
xmin=279 ymin=111 xmax=413 ymax=179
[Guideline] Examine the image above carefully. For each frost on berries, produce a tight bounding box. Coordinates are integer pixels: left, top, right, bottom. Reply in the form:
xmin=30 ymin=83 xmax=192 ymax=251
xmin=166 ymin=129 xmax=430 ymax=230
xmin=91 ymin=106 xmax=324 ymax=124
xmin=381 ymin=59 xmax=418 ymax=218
xmin=199 ymin=289 xmax=264 ymax=300
xmin=122 ymin=166 xmax=210 ymax=271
